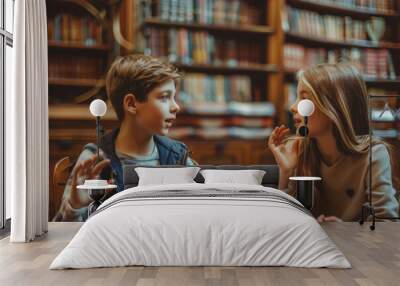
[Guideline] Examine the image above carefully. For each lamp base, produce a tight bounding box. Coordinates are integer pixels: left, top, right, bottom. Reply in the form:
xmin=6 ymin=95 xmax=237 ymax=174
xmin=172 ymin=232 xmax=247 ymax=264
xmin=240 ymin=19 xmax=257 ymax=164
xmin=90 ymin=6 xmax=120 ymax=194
xmin=88 ymin=200 xmax=103 ymax=216
xmin=289 ymin=176 xmax=321 ymax=211
xmin=77 ymin=180 xmax=117 ymax=217
xmin=88 ymin=188 xmax=106 ymax=216
xmin=359 ymin=203 xmax=376 ymax=231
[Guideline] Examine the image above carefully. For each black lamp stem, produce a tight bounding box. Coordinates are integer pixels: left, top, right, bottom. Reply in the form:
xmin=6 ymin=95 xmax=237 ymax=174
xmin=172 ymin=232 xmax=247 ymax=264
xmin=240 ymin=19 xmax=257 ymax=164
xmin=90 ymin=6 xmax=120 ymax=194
xmin=96 ymin=116 xmax=100 ymax=164
xmin=368 ymin=96 xmax=372 ymax=210
xmin=359 ymin=93 xmax=400 ymax=229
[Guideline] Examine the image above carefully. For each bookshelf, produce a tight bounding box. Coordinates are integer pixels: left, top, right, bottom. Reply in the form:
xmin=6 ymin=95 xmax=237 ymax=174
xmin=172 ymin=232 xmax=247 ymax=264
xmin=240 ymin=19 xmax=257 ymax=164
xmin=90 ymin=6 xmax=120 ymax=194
xmin=46 ymin=0 xmax=400 ymax=219
xmin=46 ymin=0 xmax=116 ymax=219
xmin=280 ymin=0 xmax=400 ymax=134
xmin=80 ymin=0 xmax=278 ymax=177
xmin=46 ymin=0 xmax=114 ymax=104
xmin=133 ymin=0 xmax=282 ymax=149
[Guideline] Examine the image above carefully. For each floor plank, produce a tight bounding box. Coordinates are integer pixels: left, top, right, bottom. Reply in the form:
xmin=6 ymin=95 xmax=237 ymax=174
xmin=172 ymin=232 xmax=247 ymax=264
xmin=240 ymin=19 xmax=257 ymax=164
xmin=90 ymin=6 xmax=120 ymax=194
xmin=0 ymin=222 xmax=399 ymax=286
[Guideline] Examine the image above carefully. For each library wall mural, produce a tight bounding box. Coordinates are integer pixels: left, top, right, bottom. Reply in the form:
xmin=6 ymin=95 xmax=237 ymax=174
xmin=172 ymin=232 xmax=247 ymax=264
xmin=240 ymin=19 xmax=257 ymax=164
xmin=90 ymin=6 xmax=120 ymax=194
xmin=48 ymin=0 xmax=399 ymax=222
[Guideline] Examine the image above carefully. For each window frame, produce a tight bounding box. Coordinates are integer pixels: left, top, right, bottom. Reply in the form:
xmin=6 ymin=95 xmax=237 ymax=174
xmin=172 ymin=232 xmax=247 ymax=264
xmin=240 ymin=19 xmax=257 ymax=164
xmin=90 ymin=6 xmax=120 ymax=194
xmin=0 ymin=0 xmax=13 ymax=231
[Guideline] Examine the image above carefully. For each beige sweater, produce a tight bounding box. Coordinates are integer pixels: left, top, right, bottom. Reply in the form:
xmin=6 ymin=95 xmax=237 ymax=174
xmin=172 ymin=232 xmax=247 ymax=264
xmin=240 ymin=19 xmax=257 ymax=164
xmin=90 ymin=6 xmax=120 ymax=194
xmin=288 ymin=143 xmax=399 ymax=221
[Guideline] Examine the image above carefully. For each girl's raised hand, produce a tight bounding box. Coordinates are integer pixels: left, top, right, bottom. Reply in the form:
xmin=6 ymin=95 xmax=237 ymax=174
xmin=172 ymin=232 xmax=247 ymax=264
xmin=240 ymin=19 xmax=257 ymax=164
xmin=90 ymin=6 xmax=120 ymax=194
xmin=267 ymin=125 xmax=299 ymax=172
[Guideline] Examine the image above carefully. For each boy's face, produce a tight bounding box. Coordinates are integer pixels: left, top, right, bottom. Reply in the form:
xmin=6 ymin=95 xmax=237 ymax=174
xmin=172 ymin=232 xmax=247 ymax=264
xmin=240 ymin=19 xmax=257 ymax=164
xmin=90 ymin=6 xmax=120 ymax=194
xmin=135 ymin=79 xmax=180 ymax=136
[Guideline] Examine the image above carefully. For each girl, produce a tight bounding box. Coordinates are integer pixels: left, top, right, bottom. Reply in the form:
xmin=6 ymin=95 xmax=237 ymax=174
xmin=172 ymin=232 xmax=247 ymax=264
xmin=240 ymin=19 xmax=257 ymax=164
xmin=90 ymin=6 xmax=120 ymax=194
xmin=268 ymin=63 xmax=399 ymax=221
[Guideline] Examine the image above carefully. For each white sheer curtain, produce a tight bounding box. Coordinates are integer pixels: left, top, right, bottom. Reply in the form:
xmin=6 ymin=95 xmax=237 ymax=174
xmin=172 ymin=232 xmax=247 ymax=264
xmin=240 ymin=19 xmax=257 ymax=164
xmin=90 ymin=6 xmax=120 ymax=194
xmin=7 ymin=0 xmax=49 ymax=242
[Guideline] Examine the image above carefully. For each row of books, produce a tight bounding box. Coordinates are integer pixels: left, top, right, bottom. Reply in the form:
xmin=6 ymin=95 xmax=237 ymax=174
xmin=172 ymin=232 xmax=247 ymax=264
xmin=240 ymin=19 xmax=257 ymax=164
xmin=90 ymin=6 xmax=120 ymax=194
xmin=47 ymin=14 xmax=103 ymax=45
xmin=283 ymin=6 xmax=376 ymax=42
xmin=178 ymin=74 xmax=252 ymax=105
xmin=284 ymin=84 xmax=400 ymax=114
xmin=309 ymin=0 xmax=396 ymax=12
xmin=155 ymin=0 xmax=262 ymax=25
xmin=148 ymin=28 xmax=261 ymax=66
xmin=169 ymin=126 xmax=273 ymax=140
xmin=371 ymin=119 xmax=399 ymax=138
xmin=180 ymin=101 xmax=276 ymax=117
xmin=48 ymin=55 xmax=105 ymax=79
xmin=284 ymin=44 xmax=396 ymax=79
xmin=175 ymin=114 xmax=274 ymax=128
xmin=372 ymin=129 xmax=399 ymax=139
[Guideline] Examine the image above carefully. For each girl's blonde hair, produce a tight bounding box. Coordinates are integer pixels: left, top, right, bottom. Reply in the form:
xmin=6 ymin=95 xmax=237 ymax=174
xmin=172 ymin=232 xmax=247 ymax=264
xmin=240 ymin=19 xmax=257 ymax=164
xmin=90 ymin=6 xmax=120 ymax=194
xmin=294 ymin=63 xmax=398 ymax=190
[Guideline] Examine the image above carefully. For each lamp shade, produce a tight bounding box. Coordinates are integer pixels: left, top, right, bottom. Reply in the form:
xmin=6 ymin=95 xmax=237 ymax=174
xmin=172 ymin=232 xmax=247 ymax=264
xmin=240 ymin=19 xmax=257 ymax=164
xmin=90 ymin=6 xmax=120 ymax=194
xmin=89 ymin=99 xmax=107 ymax=117
xmin=298 ymin=99 xmax=315 ymax=117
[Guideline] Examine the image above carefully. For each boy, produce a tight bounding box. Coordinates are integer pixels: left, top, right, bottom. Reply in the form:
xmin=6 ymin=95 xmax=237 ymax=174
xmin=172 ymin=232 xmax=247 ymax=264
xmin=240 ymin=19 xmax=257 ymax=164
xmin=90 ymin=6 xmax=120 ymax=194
xmin=54 ymin=54 xmax=195 ymax=222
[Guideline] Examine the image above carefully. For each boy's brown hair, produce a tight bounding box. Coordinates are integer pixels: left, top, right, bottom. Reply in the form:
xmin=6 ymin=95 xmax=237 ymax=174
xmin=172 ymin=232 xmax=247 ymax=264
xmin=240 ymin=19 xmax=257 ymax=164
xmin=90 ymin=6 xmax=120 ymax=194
xmin=106 ymin=54 xmax=182 ymax=121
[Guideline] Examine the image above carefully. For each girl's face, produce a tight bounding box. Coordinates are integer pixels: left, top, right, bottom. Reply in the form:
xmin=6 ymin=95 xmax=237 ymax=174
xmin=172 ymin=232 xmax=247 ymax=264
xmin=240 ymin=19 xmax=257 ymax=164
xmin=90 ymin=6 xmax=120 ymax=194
xmin=135 ymin=79 xmax=180 ymax=136
xmin=290 ymin=81 xmax=332 ymax=138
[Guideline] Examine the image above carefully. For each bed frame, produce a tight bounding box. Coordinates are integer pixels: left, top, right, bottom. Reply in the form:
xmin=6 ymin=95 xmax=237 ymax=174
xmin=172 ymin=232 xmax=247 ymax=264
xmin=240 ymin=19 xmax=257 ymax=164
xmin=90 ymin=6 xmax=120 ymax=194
xmin=123 ymin=165 xmax=280 ymax=190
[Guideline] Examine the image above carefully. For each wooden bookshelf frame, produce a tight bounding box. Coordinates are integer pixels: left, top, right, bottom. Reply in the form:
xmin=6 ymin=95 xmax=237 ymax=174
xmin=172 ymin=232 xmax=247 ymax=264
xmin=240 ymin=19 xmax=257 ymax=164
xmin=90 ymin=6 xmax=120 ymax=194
xmin=143 ymin=18 xmax=275 ymax=35
xmin=286 ymin=0 xmax=400 ymax=19
xmin=285 ymin=70 xmax=400 ymax=86
xmin=48 ymin=40 xmax=110 ymax=52
xmin=268 ymin=0 xmax=286 ymax=125
xmin=174 ymin=63 xmax=279 ymax=74
xmin=48 ymin=77 xmax=105 ymax=87
xmin=285 ymin=31 xmax=400 ymax=50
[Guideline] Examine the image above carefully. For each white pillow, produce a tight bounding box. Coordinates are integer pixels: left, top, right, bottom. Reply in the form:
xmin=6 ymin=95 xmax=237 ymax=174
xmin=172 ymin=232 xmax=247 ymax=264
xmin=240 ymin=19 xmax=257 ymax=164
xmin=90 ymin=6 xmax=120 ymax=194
xmin=135 ymin=167 xmax=201 ymax=186
xmin=200 ymin=169 xmax=266 ymax=185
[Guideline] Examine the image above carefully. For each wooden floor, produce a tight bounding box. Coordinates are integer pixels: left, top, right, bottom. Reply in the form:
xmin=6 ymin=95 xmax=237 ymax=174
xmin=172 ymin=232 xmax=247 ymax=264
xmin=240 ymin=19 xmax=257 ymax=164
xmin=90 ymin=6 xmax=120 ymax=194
xmin=0 ymin=222 xmax=399 ymax=286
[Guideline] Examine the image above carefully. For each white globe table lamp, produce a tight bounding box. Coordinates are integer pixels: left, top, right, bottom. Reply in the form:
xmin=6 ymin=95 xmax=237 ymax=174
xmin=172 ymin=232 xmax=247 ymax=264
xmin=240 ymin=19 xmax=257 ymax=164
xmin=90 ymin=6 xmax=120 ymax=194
xmin=89 ymin=99 xmax=107 ymax=164
xmin=289 ymin=99 xmax=321 ymax=210
xmin=297 ymin=99 xmax=315 ymax=137
xmin=76 ymin=99 xmax=117 ymax=217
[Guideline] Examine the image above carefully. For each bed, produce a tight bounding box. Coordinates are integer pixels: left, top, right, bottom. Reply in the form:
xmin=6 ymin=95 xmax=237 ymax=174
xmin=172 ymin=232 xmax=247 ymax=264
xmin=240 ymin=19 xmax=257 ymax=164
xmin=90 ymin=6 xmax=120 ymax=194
xmin=49 ymin=165 xmax=351 ymax=269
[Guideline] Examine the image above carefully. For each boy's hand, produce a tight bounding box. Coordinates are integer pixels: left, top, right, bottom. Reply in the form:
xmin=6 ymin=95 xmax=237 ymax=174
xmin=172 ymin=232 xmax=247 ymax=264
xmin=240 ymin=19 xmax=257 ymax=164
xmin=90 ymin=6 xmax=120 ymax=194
xmin=68 ymin=155 xmax=111 ymax=209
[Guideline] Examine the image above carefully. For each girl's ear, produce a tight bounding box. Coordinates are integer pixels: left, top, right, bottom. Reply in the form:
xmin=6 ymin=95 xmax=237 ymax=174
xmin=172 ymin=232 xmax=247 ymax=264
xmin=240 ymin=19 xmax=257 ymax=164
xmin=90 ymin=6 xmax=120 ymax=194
xmin=123 ymin=94 xmax=137 ymax=115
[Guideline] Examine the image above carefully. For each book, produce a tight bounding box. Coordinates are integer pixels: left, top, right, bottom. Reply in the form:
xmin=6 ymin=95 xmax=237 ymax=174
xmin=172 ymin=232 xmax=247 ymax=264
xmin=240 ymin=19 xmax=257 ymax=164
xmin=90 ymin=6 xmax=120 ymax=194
xmin=153 ymin=0 xmax=260 ymax=25
xmin=48 ymin=14 xmax=103 ymax=45
xmin=180 ymin=74 xmax=254 ymax=107
xmin=148 ymin=28 xmax=262 ymax=67
xmin=283 ymin=43 xmax=396 ymax=79
xmin=286 ymin=6 xmax=376 ymax=42
xmin=302 ymin=0 xmax=395 ymax=14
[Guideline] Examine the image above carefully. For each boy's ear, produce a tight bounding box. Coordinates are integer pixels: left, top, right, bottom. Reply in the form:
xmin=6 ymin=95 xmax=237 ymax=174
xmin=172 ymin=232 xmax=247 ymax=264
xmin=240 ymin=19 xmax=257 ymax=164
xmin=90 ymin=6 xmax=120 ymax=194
xmin=123 ymin=93 xmax=137 ymax=115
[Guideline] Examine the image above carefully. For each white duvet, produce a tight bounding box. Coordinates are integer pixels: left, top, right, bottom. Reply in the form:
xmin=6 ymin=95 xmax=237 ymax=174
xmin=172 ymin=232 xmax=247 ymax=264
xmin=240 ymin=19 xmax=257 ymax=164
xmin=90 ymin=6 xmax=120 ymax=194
xmin=50 ymin=183 xmax=351 ymax=269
